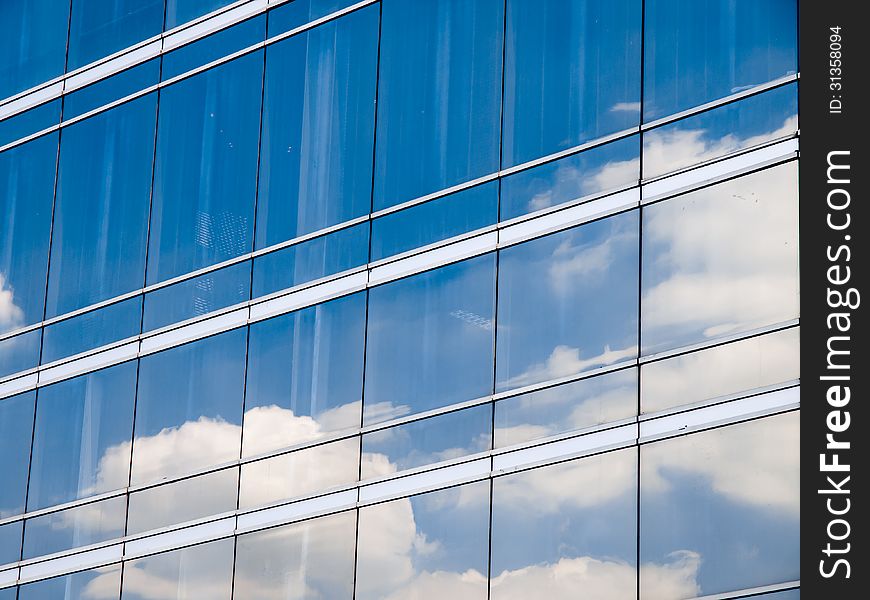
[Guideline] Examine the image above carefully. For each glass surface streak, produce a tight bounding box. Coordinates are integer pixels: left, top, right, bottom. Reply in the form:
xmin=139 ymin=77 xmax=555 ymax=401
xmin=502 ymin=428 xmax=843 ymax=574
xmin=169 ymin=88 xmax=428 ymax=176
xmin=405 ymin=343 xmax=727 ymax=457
xmin=374 ymin=0 xmax=504 ymax=208
xmin=0 ymin=0 xmax=69 ymax=99
xmin=67 ymin=0 xmax=165 ymax=71
xmin=364 ymin=254 xmax=496 ymax=424
xmin=643 ymin=0 xmax=797 ymax=121
xmin=48 ymin=95 xmax=157 ymax=317
xmin=162 ymin=15 xmax=266 ymax=81
xmin=503 ymin=0 xmax=642 ymax=167
xmin=149 ymin=53 xmax=263 ymax=284
xmin=28 ymin=362 xmax=137 ymax=510
xmin=0 ymin=392 xmax=35 ymax=518
xmin=0 ymin=134 xmax=57 ymax=333
xmin=256 ymin=6 xmax=378 ymax=247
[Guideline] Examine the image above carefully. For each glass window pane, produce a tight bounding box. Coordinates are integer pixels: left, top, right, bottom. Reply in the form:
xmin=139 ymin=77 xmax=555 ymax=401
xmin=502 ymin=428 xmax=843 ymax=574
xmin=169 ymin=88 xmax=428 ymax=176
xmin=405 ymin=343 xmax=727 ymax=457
xmin=0 ymin=329 xmax=41 ymax=380
xmin=251 ymin=223 xmax=369 ymax=300
xmin=503 ymin=0 xmax=642 ymax=167
xmin=127 ymin=468 xmax=238 ymax=535
xmin=28 ymin=362 xmax=137 ymax=510
xmin=356 ymin=481 xmax=490 ymax=600
xmin=143 ymin=261 xmax=251 ymax=333
xmin=42 ymin=297 xmax=142 ymax=364
xmin=162 ymin=16 xmax=265 ymax=81
xmin=64 ymin=59 xmax=161 ymax=120
xmin=0 ymin=100 xmax=60 ymax=148
xmin=121 ymin=538 xmax=234 ymax=600
xmin=371 ymin=182 xmax=498 ymax=262
xmin=640 ymin=412 xmax=799 ymax=597
xmin=641 ymin=163 xmax=799 ymax=354
xmin=361 ymin=405 xmax=491 ymax=480
xmin=641 ymin=328 xmax=799 ymax=415
xmin=0 ymin=520 xmax=22 ymax=566
xmin=233 ymin=510 xmax=356 ymax=599
xmin=244 ymin=293 xmax=365 ymax=456
xmin=643 ymin=0 xmax=797 ymax=121
xmin=132 ymin=328 xmax=247 ymax=485
xmin=491 ymin=449 xmax=637 ymax=599
xmin=268 ymin=0 xmax=359 ymax=36
xmin=67 ymin=0 xmax=165 ymax=71
xmin=18 ymin=564 xmax=122 ymax=600
xmin=496 ymin=212 xmax=639 ymax=392
xmin=0 ymin=391 xmax=35 ymax=518
xmin=47 ymin=95 xmax=156 ymax=317
xmin=23 ymin=496 xmax=126 ymax=559
xmin=364 ymin=254 xmax=496 ymax=425
xmin=643 ymin=83 xmax=799 ymax=180
xmin=239 ymin=438 xmax=359 ymax=510
xmin=0 ymin=134 xmax=57 ymax=332
xmin=149 ymin=53 xmax=263 ymax=284
xmin=494 ymin=367 xmax=637 ymax=448
xmin=256 ymin=6 xmax=378 ymax=247
xmin=0 ymin=0 xmax=69 ymax=99
xmin=374 ymin=0 xmax=504 ymax=208
xmin=500 ymin=135 xmax=640 ymax=222
xmin=165 ymin=0 xmax=232 ymax=29
xmin=0 ymin=588 xmax=14 ymax=600
xmin=747 ymin=591 xmax=800 ymax=600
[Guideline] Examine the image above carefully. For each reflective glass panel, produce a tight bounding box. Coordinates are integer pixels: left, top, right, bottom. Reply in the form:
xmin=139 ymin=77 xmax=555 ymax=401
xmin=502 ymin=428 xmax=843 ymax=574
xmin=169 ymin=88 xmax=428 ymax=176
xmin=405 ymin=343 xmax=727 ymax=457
xmin=0 ymin=391 xmax=34 ymax=517
xmin=47 ymin=95 xmax=156 ymax=316
xmin=132 ymin=328 xmax=247 ymax=484
xmin=64 ymin=59 xmax=161 ymax=120
xmin=0 ymin=329 xmax=41 ymax=380
xmin=17 ymin=564 xmax=122 ymax=600
xmin=28 ymin=362 xmax=137 ymax=510
xmin=641 ymin=163 xmax=799 ymax=354
xmin=641 ymin=328 xmax=800 ymax=415
xmin=121 ymin=538 xmax=234 ymax=600
xmin=640 ymin=412 xmax=800 ymax=597
xmin=268 ymin=0 xmax=360 ymax=35
xmin=374 ymin=0 xmax=504 ymax=208
xmin=67 ymin=0 xmax=164 ymax=70
xmin=0 ymin=520 xmax=22 ymax=566
xmin=496 ymin=212 xmax=639 ymax=392
xmin=239 ymin=437 xmax=359 ymax=510
xmin=503 ymin=0 xmax=642 ymax=167
xmin=256 ymin=6 xmax=378 ymax=247
xmin=0 ymin=587 xmax=13 ymax=600
xmin=643 ymin=0 xmax=797 ymax=121
xmin=42 ymin=297 xmax=142 ymax=364
xmin=244 ymin=293 xmax=365 ymax=456
xmin=149 ymin=53 xmax=263 ymax=284
xmin=162 ymin=16 xmax=265 ymax=81
xmin=364 ymin=254 xmax=496 ymax=424
xmin=23 ymin=496 xmax=126 ymax=559
xmin=251 ymin=222 xmax=369 ymax=299
xmin=491 ymin=448 xmax=637 ymax=599
xmin=500 ymin=135 xmax=640 ymax=221
xmin=494 ymin=367 xmax=637 ymax=448
xmin=0 ymin=0 xmax=69 ymax=99
xmin=356 ymin=481 xmax=490 ymax=600
xmin=371 ymin=182 xmax=498 ymax=261
xmin=0 ymin=134 xmax=57 ymax=332
xmin=643 ymin=83 xmax=799 ymax=179
xmin=0 ymin=100 xmax=60 ymax=148
xmin=234 ymin=510 xmax=356 ymax=599
xmin=143 ymin=261 xmax=250 ymax=333
xmin=165 ymin=0 xmax=233 ymax=29
xmin=361 ymin=405 xmax=491 ymax=480
xmin=127 ymin=467 xmax=238 ymax=535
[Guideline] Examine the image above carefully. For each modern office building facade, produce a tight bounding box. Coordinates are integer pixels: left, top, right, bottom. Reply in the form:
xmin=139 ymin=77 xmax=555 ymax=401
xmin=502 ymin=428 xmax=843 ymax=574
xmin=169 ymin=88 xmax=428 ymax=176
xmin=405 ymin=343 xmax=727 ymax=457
xmin=1 ymin=0 xmax=799 ymax=598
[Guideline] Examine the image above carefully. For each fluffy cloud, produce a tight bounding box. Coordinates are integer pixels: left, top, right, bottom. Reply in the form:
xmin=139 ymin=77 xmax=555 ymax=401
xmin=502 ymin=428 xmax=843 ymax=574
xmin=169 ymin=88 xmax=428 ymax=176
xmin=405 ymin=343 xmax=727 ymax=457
xmin=504 ymin=344 xmax=637 ymax=389
xmin=0 ymin=273 xmax=25 ymax=332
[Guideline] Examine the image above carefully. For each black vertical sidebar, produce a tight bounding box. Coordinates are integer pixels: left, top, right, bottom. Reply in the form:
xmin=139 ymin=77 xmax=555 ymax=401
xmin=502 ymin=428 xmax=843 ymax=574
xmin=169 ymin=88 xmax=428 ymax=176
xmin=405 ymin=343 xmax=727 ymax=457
xmin=800 ymin=0 xmax=868 ymax=596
